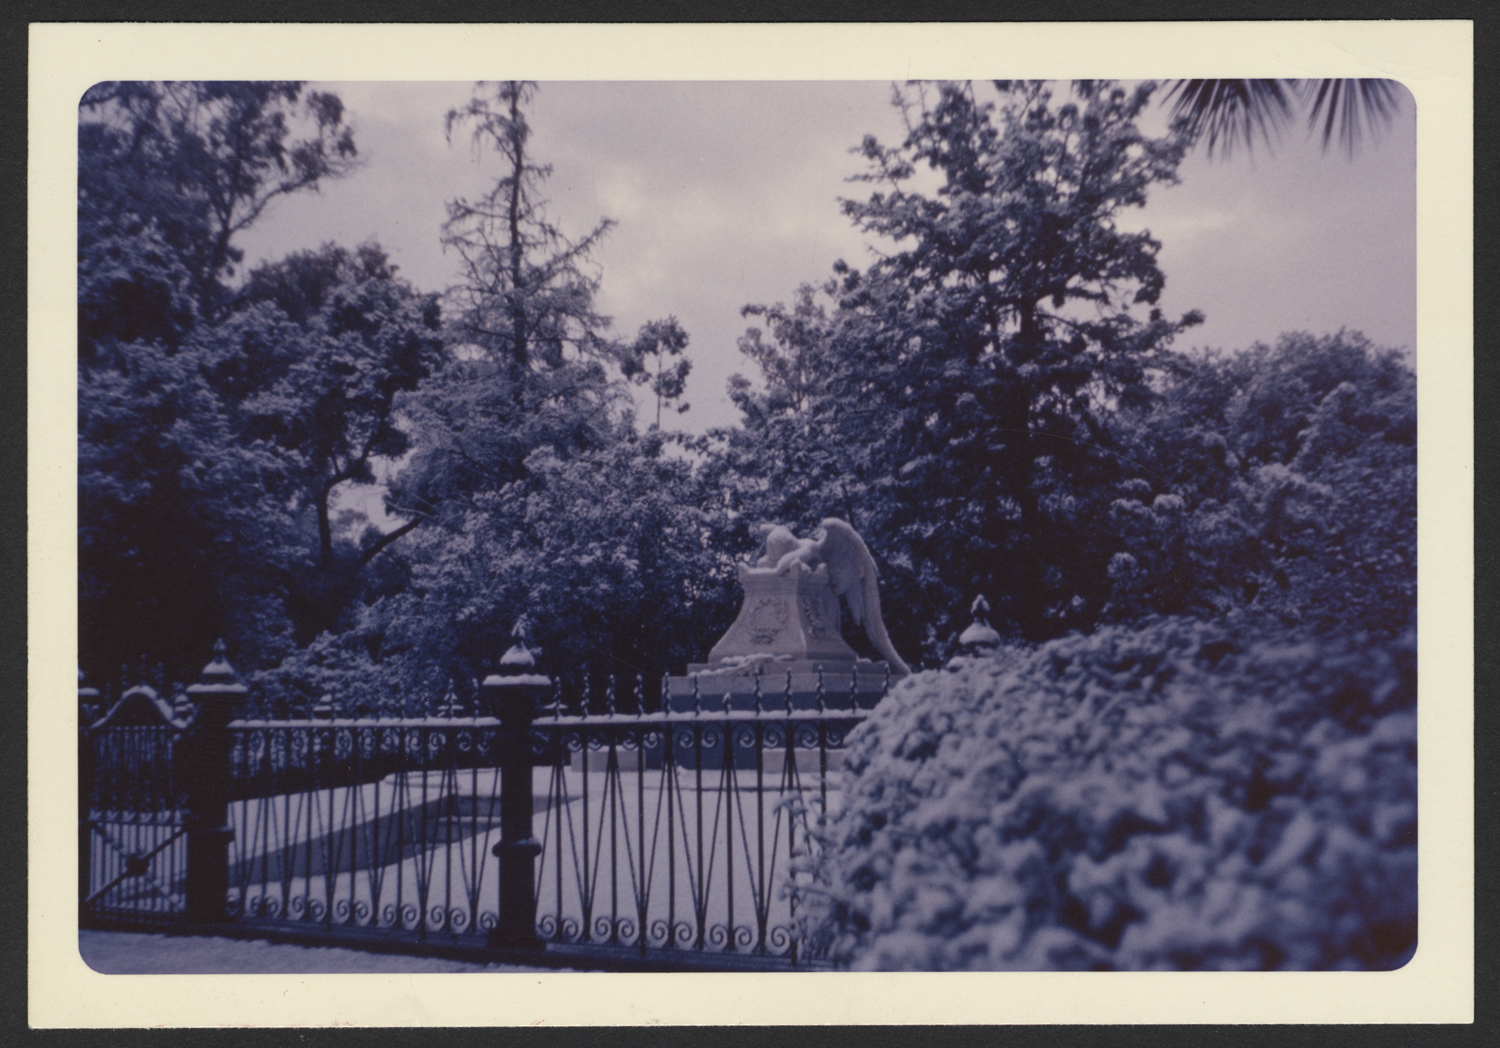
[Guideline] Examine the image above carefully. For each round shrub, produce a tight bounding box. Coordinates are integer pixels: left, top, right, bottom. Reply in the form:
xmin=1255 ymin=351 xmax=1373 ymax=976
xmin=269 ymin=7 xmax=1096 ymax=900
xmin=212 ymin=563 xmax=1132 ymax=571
xmin=796 ymin=617 xmax=1416 ymax=970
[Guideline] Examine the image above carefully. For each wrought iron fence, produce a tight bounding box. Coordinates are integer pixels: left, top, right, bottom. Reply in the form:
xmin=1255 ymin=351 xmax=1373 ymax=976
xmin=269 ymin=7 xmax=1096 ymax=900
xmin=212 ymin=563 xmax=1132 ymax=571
xmin=78 ymin=648 xmax=875 ymax=971
xmin=80 ymin=721 xmax=189 ymax=922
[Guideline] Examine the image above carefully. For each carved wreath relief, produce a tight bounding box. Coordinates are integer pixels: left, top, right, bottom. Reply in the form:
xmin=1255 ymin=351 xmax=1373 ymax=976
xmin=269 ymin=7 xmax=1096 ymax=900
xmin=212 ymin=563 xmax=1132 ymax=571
xmin=747 ymin=597 xmax=789 ymax=645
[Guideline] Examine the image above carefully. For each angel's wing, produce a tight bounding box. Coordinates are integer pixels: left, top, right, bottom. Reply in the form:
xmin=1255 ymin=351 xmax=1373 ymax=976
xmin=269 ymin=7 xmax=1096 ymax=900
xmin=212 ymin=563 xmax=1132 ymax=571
xmin=815 ymin=519 xmax=871 ymax=618
xmin=817 ymin=518 xmax=911 ymax=674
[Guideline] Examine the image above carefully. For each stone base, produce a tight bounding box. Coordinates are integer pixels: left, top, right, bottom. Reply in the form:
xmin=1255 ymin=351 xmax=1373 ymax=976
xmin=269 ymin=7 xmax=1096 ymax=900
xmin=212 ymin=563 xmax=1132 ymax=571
xmin=663 ymin=662 xmax=891 ymax=770
xmin=671 ymin=660 xmax=894 ymax=712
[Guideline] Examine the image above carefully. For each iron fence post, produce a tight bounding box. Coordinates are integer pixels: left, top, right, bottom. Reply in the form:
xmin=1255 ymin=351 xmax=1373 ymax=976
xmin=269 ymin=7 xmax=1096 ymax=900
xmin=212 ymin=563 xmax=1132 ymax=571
xmin=77 ymin=672 xmax=98 ymax=924
xmin=483 ymin=628 xmax=546 ymax=950
xmin=182 ymin=641 xmax=245 ymax=923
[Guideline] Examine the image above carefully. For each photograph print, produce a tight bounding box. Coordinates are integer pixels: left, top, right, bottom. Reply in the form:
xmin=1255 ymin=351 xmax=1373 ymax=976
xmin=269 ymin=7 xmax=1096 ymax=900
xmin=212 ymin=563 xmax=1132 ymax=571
xmin=75 ymin=77 xmax=1417 ymax=975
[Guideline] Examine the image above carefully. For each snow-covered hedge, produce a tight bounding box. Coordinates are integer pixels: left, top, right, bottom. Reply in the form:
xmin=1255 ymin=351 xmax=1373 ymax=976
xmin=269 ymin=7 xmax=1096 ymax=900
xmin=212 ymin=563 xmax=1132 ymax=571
xmin=797 ymin=618 xmax=1416 ymax=970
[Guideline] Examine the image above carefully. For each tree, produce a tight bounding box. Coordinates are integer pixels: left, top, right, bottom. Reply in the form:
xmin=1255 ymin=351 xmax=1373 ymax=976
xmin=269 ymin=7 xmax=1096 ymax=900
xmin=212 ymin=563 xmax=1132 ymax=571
xmin=702 ymin=283 xmax=868 ymax=548
xmin=392 ymin=81 xmax=624 ymax=522
xmin=78 ymin=325 xmax=304 ymax=682
xmin=439 ymin=80 xmax=614 ymax=374
xmin=815 ymin=80 xmax=1202 ymax=642
xmin=337 ymin=431 xmax=740 ymax=711
xmin=369 ymin=81 xmax=671 ymax=689
xmin=79 ymin=81 xmax=358 ymax=332
xmin=1104 ymin=331 xmax=1415 ymax=637
xmin=78 ymin=81 xmax=360 ymax=682
xmin=621 ymin=317 xmax=692 ymax=429
xmin=224 ymin=243 xmax=445 ymax=641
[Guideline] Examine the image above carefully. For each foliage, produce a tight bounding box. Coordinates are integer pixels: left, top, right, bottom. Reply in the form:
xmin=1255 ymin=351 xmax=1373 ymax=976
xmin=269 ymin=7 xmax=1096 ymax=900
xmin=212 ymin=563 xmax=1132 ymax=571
xmin=1104 ymin=331 xmax=1415 ymax=636
xmin=78 ymin=333 xmax=304 ymax=679
xmin=341 ymin=83 xmax=725 ymax=696
xmin=393 ymin=81 xmax=628 ymax=520
xmin=720 ymin=81 xmax=1202 ymax=651
xmin=1162 ymin=78 xmax=1404 ymax=160
xmin=440 ymin=80 xmax=614 ymax=373
xmin=223 ymin=243 xmax=445 ymax=641
xmin=79 ymin=81 xmax=357 ymax=341
xmin=621 ymin=316 xmax=693 ymax=428
xmin=799 ymin=616 xmax=1416 ymax=970
xmin=269 ymin=432 xmax=742 ymax=712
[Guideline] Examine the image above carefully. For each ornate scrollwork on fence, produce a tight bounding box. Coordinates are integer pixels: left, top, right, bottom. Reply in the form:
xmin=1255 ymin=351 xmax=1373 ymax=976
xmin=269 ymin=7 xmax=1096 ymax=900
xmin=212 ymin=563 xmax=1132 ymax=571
xmin=792 ymin=723 xmax=822 ymax=749
xmin=86 ymin=670 xmax=868 ymax=969
xmin=614 ymin=728 xmax=642 ymax=753
xmin=537 ymin=914 xmax=584 ymax=942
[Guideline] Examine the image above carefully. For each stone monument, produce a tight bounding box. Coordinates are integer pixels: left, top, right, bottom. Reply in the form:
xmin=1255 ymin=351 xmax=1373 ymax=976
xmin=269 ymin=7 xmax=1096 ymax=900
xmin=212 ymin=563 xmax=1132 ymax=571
xmin=668 ymin=519 xmax=909 ymax=739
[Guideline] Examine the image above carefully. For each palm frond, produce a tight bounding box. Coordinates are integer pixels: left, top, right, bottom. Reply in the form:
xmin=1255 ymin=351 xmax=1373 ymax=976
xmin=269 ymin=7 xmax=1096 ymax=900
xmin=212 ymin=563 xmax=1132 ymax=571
xmin=1300 ymin=79 xmax=1403 ymax=158
xmin=1163 ymin=79 xmax=1294 ymax=159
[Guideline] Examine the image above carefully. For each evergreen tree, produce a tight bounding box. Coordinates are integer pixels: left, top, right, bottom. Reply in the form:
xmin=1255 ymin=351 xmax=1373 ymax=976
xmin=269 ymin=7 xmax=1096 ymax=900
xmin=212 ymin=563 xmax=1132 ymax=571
xmin=392 ymin=82 xmax=623 ymax=520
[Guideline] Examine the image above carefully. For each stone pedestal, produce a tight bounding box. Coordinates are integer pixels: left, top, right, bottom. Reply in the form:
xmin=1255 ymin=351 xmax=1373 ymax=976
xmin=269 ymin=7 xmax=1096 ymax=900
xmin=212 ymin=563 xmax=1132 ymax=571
xmin=706 ymin=564 xmax=857 ymax=665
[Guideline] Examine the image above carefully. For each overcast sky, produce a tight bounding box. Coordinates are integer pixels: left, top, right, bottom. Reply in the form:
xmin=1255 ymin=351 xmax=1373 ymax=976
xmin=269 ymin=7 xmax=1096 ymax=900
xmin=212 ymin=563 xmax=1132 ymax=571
xmin=236 ymin=80 xmax=1417 ymax=434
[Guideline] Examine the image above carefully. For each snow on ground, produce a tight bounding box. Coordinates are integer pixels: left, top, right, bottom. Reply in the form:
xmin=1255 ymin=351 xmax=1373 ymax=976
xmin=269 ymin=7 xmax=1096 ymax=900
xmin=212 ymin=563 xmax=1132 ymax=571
xmin=79 ymin=930 xmax=560 ymax=974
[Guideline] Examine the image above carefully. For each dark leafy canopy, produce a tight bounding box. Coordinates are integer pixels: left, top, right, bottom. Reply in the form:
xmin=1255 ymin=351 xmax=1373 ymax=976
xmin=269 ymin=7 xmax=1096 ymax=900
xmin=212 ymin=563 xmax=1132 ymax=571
xmin=79 ymin=241 xmax=444 ymax=679
xmin=740 ymin=81 xmax=1202 ymax=648
xmin=1105 ymin=331 xmax=1415 ymax=638
xmin=79 ymin=81 xmax=357 ymax=355
xmin=225 ymin=244 xmax=445 ymax=642
xmin=77 ymin=83 xmax=412 ymax=684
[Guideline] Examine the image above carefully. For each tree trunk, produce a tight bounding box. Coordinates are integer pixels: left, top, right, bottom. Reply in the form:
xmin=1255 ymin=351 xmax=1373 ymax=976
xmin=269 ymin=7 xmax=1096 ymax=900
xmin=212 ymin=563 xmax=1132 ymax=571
xmin=507 ymin=84 xmax=528 ymax=371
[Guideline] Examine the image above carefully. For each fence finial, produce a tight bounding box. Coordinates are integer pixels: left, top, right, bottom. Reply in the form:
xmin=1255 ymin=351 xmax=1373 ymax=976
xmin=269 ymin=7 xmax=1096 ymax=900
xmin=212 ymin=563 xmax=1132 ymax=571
xmin=958 ymin=594 xmax=1002 ymax=655
xmin=499 ymin=617 xmax=536 ymax=673
xmin=198 ymin=639 xmax=240 ymax=685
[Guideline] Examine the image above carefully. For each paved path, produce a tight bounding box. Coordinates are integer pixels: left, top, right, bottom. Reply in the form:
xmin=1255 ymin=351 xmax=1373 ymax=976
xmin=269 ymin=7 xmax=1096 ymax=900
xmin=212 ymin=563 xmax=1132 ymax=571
xmin=79 ymin=930 xmax=560 ymax=974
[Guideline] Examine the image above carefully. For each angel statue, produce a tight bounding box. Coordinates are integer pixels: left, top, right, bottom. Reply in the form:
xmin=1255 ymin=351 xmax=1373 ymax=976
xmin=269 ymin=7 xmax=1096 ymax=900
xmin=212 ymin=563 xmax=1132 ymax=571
xmin=749 ymin=519 xmax=911 ymax=675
